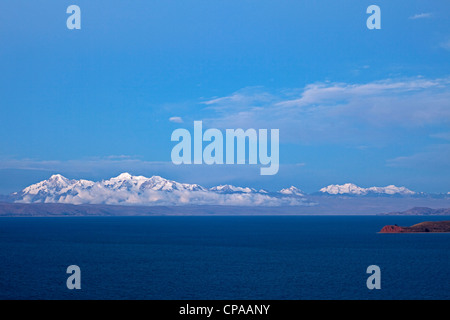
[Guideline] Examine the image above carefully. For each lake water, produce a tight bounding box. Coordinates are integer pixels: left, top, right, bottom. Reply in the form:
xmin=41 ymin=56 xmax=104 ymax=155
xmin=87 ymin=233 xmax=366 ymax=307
xmin=0 ymin=216 xmax=449 ymax=300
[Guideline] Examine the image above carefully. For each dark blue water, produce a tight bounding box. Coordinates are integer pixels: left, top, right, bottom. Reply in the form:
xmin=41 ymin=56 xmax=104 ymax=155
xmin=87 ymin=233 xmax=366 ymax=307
xmin=0 ymin=216 xmax=449 ymax=300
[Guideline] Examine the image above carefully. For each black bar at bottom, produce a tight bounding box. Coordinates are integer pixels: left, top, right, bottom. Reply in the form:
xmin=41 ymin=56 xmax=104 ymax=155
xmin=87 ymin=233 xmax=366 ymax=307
xmin=0 ymin=300 xmax=446 ymax=319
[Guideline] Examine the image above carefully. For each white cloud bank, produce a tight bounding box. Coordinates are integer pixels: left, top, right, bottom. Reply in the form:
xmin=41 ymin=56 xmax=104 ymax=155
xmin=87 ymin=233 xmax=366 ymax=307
xmin=202 ymin=77 xmax=450 ymax=144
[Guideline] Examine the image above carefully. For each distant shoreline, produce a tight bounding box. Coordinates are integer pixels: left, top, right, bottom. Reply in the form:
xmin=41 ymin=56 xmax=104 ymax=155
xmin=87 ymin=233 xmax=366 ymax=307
xmin=1 ymin=200 xmax=450 ymax=217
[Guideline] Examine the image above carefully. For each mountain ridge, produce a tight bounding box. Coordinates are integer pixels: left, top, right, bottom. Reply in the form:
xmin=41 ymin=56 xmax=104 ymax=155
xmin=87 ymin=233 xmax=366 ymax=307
xmin=319 ymin=183 xmax=415 ymax=196
xmin=3 ymin=173 xmax=449 ymax=207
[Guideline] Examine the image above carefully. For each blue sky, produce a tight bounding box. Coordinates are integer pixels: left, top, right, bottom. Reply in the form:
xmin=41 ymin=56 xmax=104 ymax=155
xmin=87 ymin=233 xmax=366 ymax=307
xmin=0 ymin=0 xmax=449 ymax=193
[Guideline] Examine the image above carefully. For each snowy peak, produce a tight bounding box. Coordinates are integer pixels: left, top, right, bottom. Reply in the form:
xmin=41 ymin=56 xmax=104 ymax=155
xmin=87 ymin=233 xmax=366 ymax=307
xmin=112 ymin=172 xmax=133 ymax=180
xmin=210 ymin=185 xmax=257 ymax=194
xmin=140 ymin=176 xmax=206 ymax=192
xmin=279 ymin=186 xmax=305 ymax=196
xmin=319 ymin=183 xmax=415 ymax=196
xmin=100 ymin=173 xmax=206 ymax=192
xmin=103 ymin=173 xmax=150 ymax=191
xmin=366 ymin=185 xmax=415 ymax=195
xmin=22 ymin=174 xmax=78 ymax=196
xmin=48 ymin=174 xmax=69 ymax=183
xmin=319 ymin=183 xmax=366 ymax=195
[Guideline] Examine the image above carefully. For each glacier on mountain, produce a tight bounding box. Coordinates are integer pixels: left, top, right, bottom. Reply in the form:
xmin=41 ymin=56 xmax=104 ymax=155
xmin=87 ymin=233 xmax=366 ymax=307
xmin=319 ymin=183 xmax=415 ymax=196
xmin=15 ymin=173 xmax=309 ymax=206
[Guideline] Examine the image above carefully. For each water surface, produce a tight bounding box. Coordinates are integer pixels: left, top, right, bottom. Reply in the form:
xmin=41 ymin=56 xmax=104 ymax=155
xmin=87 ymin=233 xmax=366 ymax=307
xmin=0 ymin=216 xmax=448 ymax=299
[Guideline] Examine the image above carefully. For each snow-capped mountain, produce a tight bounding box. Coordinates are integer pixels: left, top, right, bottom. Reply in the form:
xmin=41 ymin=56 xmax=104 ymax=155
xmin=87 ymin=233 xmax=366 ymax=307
xmin=14 ymin=173 xmax=309 ymax=206
xmin=279 ymin=186 xmax=305 ymax=196
xmin=319 ymin=183 xmax=415 ymax=196
xmin=209 ymin=184 xmax=256 ymax=194
xmin=209 ymin=184 xmax=271 ymax=194
xmin=102 ymin=173 xmax=207 ymax=192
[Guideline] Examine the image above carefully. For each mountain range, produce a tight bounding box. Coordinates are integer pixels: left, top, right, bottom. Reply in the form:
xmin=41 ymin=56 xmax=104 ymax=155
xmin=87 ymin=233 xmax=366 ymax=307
xmin=9 ymin=173 xmax=309 ymax=206
xmin=319 ymin=183 xmax=415 ymax=196
xmin=4 ymin=173 xmax=447 ymax=207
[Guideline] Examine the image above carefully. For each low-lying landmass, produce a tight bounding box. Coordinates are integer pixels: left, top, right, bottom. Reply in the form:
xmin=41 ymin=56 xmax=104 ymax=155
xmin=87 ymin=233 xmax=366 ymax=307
xmin=381 ymin=207 xmax=450 ymax=216
xmin=380 ymin=221 xmax=450 ymax=233
xmin=1 ymin=202 xmax=450 ymax=217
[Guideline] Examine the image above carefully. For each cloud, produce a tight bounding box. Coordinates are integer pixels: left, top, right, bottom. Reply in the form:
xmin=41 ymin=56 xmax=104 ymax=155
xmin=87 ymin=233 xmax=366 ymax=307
xmin=169 ymin=116 xmax=183 ymax=123
xmin=387 ymin=144 xmax=450 ymax=169
xmin=202 ymin=77 xmax=450 ymax=144
xmin=204 ymin=88 xmax=275 ymax=111
xmin=0 ymin=156 xmax=169 ymax=173
xmin=23 ymin=188 xmax=308 ymax=206
xmin=409 ymin=13 xmax=432 ymax=20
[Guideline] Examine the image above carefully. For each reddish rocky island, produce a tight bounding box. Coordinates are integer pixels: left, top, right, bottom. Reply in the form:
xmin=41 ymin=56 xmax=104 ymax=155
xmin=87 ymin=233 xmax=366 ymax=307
xmin=380 ymin=221 xmax=450 ymax=233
